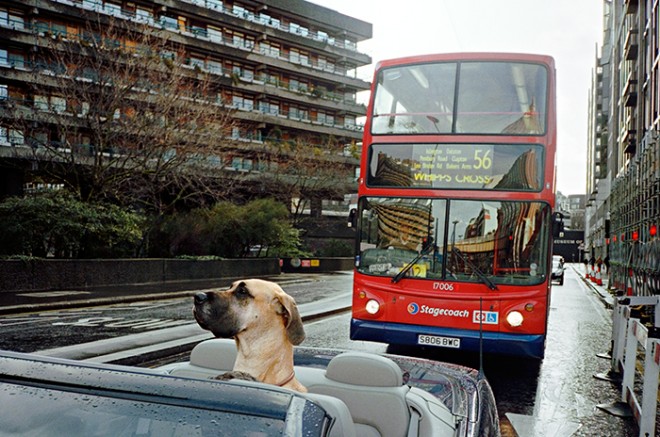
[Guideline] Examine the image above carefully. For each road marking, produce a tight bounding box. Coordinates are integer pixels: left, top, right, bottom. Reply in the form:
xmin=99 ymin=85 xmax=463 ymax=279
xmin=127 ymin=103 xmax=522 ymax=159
xmin=16 ymin=291 xmax=92 ymax=298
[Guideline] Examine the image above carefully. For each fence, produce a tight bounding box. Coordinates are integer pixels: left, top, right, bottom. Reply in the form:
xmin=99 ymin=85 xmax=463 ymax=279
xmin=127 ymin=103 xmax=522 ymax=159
xmin=596 ymin=295 xmax=660 ymax=436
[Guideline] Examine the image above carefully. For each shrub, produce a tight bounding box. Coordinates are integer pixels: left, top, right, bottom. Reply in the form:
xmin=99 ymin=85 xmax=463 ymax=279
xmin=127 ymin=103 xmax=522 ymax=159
xmin=0 ymin=191 xmax=144 ymax=258
xmin=159 ymin=199 xmax=309 ymax=258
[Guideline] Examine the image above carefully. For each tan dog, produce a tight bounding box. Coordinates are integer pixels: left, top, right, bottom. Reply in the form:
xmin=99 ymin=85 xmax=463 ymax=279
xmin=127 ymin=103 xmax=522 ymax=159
xmin=193 ymin=279 xmax=307 ymax=392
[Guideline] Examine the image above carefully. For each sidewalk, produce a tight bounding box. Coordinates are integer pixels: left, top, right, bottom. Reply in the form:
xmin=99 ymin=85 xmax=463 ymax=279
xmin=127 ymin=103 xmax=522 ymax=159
xmin=570 ymin=263 xmax=616 ymax=308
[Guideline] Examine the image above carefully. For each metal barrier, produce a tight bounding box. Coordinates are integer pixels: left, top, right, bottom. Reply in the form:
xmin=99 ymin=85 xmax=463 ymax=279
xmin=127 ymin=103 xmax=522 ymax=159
xmin=596 ymin=295 xmax=660 ymax=436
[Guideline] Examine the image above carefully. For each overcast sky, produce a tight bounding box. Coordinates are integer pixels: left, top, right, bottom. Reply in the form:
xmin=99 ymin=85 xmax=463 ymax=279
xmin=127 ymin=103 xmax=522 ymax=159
xmin=310 ymin=0 xmax=604 ymax=196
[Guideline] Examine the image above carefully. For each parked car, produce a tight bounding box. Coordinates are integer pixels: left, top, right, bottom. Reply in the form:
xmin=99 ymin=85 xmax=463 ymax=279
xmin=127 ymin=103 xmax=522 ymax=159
xmin=552 ymin=255 xmax=565 ymax=285
xmin=0 ymin=340 xmax=501 ymax=437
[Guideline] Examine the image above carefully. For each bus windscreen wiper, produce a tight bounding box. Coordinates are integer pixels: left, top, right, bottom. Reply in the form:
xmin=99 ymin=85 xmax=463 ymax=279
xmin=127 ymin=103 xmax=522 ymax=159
xmin=391 ymin=243 xmax=434 ymax=284
xmin=451 ymin=247 xmax=498 ymax=291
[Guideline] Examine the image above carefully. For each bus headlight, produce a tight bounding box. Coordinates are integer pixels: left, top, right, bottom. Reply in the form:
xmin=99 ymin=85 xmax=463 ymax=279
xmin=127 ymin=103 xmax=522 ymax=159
xmin=506 ymin=311 xmax=524 ymax=327
xmin=365 ymin=299 xmax=380 ymax=315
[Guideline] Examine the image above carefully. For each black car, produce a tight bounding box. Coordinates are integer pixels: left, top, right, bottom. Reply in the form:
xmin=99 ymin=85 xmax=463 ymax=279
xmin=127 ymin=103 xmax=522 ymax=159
xmin=0 ymin=341 xmax=501 ymax=436
xmin=0 ymin=350 xmax=332 ymax=437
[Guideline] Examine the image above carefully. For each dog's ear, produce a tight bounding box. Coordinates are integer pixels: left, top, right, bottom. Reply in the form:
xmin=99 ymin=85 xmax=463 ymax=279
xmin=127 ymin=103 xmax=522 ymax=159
xmin=273 ymin=294 xmax=305 ymax=345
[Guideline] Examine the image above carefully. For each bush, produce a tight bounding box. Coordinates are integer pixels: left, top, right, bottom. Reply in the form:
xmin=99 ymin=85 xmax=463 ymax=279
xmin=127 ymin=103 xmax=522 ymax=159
xmin=159 ymin=199 xmax=309 ymax=258
xmin=0 ymin=191 xmax=144 ymax=258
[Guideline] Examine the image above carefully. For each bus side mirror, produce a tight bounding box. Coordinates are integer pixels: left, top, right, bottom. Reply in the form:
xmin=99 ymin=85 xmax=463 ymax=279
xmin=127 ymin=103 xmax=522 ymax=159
xmin=348 ymin=208 xmax=357 ymax=228
xmin=552 ymin=212 xmax=564 ymax=238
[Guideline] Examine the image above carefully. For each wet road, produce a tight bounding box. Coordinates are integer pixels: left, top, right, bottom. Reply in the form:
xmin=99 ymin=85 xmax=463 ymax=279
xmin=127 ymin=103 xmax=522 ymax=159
xmin=300 ymin=266 xmax=638 ymax=436
xmin=0 ymin=268 xmax=640 ymax=436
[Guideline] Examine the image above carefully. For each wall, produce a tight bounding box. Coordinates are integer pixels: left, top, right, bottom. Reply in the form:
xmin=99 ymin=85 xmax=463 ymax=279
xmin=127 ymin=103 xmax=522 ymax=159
xmin=0 ymin=258 xmax=280 ymax=292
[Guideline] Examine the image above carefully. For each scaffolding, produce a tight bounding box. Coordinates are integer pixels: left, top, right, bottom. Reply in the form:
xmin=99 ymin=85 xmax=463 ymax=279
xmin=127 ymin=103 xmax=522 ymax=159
xmin=609 ymin=131 xmax=660 ymax=297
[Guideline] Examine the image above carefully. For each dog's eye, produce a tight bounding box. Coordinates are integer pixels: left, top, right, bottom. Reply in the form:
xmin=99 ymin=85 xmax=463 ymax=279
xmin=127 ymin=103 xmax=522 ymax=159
xmin=234 ymin=283 xmax=252 ymax=299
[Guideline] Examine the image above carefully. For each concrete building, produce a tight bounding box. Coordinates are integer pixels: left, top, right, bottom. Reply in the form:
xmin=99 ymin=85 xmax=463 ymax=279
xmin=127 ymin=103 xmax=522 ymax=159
xmin=0 ymin=0 xmax=372 ymax=216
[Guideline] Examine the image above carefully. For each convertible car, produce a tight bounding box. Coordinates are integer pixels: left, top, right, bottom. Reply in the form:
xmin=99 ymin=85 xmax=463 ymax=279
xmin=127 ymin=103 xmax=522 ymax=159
xmin=0 ymin=340 xmax=500 ymax=436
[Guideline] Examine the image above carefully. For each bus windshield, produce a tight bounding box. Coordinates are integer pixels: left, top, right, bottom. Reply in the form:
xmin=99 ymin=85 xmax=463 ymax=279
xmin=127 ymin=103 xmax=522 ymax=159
xmin=371 ymin=61 xmax=548 ymax=135
xmin=357 ymin=197 xmax=551 ymax=286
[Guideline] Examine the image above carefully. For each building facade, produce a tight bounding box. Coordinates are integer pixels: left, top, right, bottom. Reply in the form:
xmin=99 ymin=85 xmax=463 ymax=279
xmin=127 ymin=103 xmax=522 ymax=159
xmin=586 ymin=0 xmax=660 ymax=295
xmin=0 ymin=0 xmax=372 ymax=215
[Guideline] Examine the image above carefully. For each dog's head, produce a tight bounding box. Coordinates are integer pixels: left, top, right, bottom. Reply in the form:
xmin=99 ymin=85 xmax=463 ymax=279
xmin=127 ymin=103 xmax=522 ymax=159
xmin=193 ymin=279 xmax=305 ymax=345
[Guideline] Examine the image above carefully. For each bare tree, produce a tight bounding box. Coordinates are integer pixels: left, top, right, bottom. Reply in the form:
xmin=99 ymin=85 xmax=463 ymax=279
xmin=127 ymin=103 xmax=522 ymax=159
xmin=2 ymin=14 xmax=240 ymax=214
xmin=254 ymin=135 xmax=357 ymax=224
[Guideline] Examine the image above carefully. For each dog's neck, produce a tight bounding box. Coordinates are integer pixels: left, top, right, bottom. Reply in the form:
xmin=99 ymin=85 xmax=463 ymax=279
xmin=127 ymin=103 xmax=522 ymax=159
xmin=232 ymin=333 xmax=296 ymax=386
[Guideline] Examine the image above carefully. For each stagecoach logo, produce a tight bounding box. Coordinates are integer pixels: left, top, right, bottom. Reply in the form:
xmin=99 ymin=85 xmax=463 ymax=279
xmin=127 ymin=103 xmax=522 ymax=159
xmin=407 ymin=303 xmax=420 ymax=315
xmin=407 ymin=302 xmax=469 ymax=318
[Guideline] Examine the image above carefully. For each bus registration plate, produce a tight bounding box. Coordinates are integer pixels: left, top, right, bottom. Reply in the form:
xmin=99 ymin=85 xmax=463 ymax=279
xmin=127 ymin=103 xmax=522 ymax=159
xmin=418 ymin=335 xmax=460 ymax=348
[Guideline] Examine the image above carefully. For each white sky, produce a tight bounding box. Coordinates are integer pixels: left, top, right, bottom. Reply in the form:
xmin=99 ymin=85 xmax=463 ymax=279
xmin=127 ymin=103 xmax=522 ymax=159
xmin=310 ymin=0 xmax=604 ymax=196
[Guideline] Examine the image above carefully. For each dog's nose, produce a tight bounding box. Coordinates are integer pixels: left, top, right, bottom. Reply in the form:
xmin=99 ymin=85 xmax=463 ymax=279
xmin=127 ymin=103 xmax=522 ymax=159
xmin=194 ymin=292 xmax=209 ymax=305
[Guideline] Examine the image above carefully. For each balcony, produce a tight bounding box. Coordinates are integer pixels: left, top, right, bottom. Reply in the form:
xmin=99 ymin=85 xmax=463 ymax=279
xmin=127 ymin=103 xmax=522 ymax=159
xmin=623 ymin=76 xmax=638 ymax=107
xmin=624 ymin=28 xmax=638 ymax=60
xmin=625 ymin=0 xmax=639 ymax=14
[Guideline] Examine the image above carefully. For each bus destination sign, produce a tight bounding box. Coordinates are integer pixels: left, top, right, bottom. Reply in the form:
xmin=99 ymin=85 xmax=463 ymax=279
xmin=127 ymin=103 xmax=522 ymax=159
xmin=368 ymin=143 xmax=543 ymax=191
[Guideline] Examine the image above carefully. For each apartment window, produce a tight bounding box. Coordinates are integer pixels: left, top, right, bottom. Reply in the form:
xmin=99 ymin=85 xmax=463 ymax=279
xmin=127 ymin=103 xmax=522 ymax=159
xmin=207 ymin=59 xmax=223 ymax=75
xmin=0 ymin=84 xmax=7 ymax=100
xmin=8 ymin=51 xmax=25 ymax=69
xmin=8 ymin=129 xmax=24 ymax=145
xmin=51 ymin=96 xmax=66 ymax=114
xmin=317 ymin=111 xmax=334 ymax=126
xmin=259 ymin=101 xmax=279 ymax=116
xmin=34 ymin=95 xmax=49 ymax=111
xmin=0 ymin=9 xmax=24 ymax=30
xmin=231 ymin=156 xmax=253 ymax=170
xmin=136 ymin=7 xmax=154 ymax=23
xmin=260 ymin=13 xmax=279 ymax=28
xmin=290 ymin=22 xmax=308 ymax=37
xmin=316 ymin=30 xmax=328 ymax=43
xmin=104 ymin=1 xmax=122 ymax=16
xmin=189 ymin=55 xmax=205 ymax=69
xmin=207 ymin=0 xmax=223 ymax=11
xmin=260 ymin=42 xmax=280 ymax=58
xmin=83 ymin=0 xmax=101 ymax=11
xmin=290 ymin=48 xmax=300 ymax=64
xmin=159 ymin=15 xmax=178 ymax=30
xmin=232 ymin=95 xmax=254 ymax=111
xmin=290 ymin=106 xmax=308 ymax=121
xmin=190 ymin=22 xmax=207 ymax=38
xmin=208 ymin=26 xmax=223 ymax=43
xmin=0 ymin=49 xmax=6 ymax=66
xmin=232 ymin=4 xmax=254 ymax=20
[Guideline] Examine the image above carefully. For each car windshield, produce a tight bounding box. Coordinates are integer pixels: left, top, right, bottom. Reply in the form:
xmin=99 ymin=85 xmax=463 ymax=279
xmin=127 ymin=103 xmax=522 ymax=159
xmin=356 ymin=197 xmax=551 ymax=286
xmin=0 ymin=382 xmax=289 ymax=436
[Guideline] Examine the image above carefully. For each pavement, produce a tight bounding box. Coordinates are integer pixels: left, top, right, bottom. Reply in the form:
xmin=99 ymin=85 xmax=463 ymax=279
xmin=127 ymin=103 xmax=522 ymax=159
xmin=571 ymin=264 xmax=617 ymax=308
xmin=3 ymin=272 xmax=353 ymax=364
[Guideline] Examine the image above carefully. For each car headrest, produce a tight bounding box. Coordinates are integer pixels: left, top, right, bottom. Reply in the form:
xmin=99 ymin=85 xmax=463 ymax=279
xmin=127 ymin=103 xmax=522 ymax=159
xmin=190 ymin=339 xmax=237 ymax=370
xmin=325 ymin=352 xmax=404 ymax=387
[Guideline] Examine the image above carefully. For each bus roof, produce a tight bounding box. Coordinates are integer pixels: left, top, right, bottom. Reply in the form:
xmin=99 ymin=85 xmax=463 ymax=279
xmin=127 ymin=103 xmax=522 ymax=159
xmin=374 ymin=52 xmax=556 ymax=71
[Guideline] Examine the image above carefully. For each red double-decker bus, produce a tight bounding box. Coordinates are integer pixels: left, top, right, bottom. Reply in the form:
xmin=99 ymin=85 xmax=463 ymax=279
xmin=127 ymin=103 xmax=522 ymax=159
xmin=350 ymin=53 xmax=556 ymax=359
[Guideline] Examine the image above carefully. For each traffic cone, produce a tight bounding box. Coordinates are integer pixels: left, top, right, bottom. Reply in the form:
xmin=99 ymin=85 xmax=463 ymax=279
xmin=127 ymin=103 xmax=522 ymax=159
xmin=596 ymin=269 xmax=602 ymax=286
